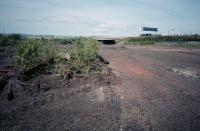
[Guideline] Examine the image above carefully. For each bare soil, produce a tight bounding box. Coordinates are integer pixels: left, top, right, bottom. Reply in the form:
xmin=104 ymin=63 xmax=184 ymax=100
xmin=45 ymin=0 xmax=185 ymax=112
xmin=0 ymin=68 xmax=121 ymax=131
xmin=1 ymin=44 xmax=200 ymax=131
xmin=100 ymin=44 xmax=200 ymax=131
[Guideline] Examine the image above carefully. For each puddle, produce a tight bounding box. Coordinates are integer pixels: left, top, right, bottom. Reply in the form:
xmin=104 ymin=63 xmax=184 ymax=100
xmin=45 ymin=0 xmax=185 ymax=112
xmin=168 ymin=67 xmax=200 ymax=79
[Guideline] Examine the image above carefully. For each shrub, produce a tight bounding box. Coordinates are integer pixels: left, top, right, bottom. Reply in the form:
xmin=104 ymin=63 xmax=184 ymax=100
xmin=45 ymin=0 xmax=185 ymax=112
xmin=16 ymin=37 xmax=100 ymax=76
xmin=42 ymin=39 xmax=60 ymax=63
xmin=60 ymin=38 xmax=76 ymax=45
xmin=74 ymin=38 xmax=99 ymax=73
xmin=16 ymin=39 xmax=58 ymax=72
xmin=53 ymin=38 xmax=100 ymax=77
xmin=55 ymin=61 xmax=72 ymax=78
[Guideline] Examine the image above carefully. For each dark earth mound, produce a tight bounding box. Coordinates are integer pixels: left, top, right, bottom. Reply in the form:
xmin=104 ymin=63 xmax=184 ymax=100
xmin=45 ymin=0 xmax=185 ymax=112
xmin=0 ymin=58 xmax=122 ymax=131
xmin=0 ymin=43 xmax=122 ymax=131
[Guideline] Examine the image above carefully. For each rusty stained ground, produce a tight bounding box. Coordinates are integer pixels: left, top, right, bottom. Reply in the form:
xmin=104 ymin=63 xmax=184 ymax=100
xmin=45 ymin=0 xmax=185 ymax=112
xmin=100 ymin=45 xmax=200 ymax=131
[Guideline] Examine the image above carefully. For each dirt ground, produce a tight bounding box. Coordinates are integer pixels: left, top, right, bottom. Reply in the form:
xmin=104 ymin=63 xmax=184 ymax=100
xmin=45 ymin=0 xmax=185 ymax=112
xmin=1 ymin=44 xmax=200 ymax=131
xmin=100 ymin=44 xmax=200 ymax=131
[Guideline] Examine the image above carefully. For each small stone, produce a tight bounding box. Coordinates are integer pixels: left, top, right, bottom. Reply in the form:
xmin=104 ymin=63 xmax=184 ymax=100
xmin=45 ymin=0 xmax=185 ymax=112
xmin=101 ymin=68 xmax=110 ymax=75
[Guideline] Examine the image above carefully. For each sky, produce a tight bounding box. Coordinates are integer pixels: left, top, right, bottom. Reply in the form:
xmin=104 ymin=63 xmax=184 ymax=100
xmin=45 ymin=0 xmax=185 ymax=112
xmin=0 ymin=0 xmax=200 ymax=36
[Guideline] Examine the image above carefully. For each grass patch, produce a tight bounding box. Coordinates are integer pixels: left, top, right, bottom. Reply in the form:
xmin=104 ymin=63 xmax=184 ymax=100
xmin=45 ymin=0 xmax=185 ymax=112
xmin=123 ymin=35 xmax=200 ymax=47
xmin=124 ymin=39 xmax=154 ymax=45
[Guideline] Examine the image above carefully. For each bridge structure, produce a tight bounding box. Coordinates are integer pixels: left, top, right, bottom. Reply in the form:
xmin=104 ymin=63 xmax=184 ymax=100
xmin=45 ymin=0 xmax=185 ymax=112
xmin=93 ymin=36 xmax=125 ymax=45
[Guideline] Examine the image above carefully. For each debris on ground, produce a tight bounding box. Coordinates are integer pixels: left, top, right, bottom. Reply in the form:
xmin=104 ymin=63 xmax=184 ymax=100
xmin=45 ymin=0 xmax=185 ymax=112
xmin=168 ymin=67 xmax=200 ymax=79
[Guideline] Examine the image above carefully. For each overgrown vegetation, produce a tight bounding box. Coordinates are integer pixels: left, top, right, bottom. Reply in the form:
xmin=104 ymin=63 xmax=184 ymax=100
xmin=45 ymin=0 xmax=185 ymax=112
xmin=73 ymin=38 xmax=99 ymax=73
xmin=59 ymin=37 xmax=78 ymax=45
xmin=52 ymin=38 xmax=99 ymax=78
xmin=16 ymin=39 xmax=58 ymax=72
xmin=124 ymin=35 xmax=200 ymax=45
xmin=15 ymin=37 xmax=100 ymax=77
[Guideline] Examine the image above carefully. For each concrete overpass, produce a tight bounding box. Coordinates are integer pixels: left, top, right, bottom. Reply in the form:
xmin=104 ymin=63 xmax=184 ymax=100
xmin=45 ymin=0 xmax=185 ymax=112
xmin=93 ymin=36 xmax=125 ymax=44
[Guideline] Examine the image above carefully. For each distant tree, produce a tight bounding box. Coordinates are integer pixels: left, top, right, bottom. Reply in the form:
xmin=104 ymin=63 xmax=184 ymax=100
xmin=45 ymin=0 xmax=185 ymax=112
xmin=10 ymin=34 xmax=21 ymax=41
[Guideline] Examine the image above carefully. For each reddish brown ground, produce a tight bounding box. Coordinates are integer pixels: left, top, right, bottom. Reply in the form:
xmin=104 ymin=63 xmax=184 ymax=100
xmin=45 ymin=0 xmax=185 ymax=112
xmin=100 ymin=45 xmax=200 ymax=131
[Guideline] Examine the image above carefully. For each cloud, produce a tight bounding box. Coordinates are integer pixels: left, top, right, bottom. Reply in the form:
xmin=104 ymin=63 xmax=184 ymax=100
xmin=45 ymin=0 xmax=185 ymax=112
xmin=2 ymin=0 xmax=200 ymax=36
xmin=13 ymin=13 xmax=93 ymax=24
xmin=12 ymin=9 xmax=132 ymax=35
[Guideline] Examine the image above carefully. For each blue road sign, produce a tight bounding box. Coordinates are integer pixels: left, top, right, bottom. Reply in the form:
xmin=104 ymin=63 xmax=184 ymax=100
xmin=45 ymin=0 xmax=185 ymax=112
xmin=141 ymin=27 xmax=158 ymax=32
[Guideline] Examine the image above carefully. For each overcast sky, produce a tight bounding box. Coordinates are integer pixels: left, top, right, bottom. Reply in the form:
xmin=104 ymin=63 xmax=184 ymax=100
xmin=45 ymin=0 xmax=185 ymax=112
xmin=0 ymin=0 xmax=200 ymax=36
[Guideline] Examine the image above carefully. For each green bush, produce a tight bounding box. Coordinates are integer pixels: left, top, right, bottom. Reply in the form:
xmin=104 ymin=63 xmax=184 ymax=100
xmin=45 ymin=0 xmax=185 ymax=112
xmin=60 ymin=38 xmax=77 ymax=45
xmin=16 ymin=39 xmax=58 ymax=72
xmin=53 ymin=38 xmax=100 ymax=77
xmin=74 ymin=38 xmax=99 ymax=73
xmin=16 ymin=37 xmax=100 ymax=76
